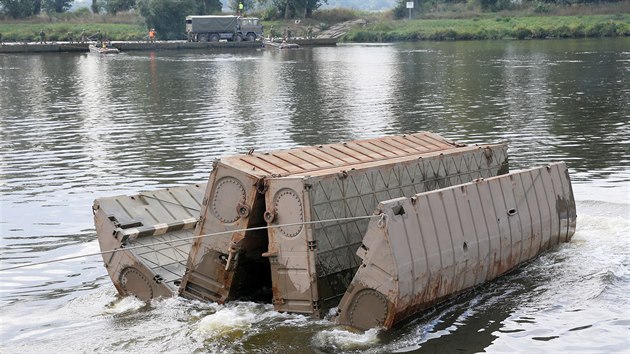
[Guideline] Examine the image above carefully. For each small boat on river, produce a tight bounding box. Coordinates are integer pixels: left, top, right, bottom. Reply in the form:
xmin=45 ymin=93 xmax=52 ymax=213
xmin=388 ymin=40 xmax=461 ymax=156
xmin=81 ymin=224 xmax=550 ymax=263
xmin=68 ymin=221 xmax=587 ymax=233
xmin=264 ymin=40 xmax=300 ymax=49
xmin=93 ymin=132 xmax=576 ymax=330
xmin=89 ymin=44 xmax=120 ymax=54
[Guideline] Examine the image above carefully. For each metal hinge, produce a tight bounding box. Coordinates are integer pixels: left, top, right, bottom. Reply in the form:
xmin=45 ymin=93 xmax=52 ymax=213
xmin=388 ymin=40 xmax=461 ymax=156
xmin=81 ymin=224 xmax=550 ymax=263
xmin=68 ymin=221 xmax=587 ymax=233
xmin=308 ymin=240 xmax=317 ymax=251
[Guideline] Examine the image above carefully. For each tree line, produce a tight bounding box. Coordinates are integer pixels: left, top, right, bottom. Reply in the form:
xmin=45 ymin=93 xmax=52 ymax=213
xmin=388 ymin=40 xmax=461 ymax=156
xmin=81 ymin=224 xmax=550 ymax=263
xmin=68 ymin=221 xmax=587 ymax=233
xmin=1 ymin=0 xmax=73 ymax=18
xmin=0 ymin=0 xmax=328 ymax=19
xmin=394 ymin=0 xmax=626 ymax=15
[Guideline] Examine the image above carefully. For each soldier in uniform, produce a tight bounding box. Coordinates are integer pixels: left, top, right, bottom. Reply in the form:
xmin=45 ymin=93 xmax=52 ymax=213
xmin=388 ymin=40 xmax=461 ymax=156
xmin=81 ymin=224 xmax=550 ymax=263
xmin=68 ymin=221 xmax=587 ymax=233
xmin=39 ymin=30 xmax=46 ymax=44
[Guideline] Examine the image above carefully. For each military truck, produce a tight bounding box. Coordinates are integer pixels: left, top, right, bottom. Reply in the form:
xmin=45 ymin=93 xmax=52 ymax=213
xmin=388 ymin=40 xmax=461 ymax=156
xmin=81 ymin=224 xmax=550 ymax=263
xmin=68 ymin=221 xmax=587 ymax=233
xmin=185 ymin=15 xmax=263 ymax=42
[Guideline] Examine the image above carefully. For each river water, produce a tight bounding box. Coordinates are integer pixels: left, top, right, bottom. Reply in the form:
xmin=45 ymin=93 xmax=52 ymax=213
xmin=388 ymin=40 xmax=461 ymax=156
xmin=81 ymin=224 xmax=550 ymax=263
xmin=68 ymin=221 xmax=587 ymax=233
xmin=1 ymin=38 xmax=628 ymax=353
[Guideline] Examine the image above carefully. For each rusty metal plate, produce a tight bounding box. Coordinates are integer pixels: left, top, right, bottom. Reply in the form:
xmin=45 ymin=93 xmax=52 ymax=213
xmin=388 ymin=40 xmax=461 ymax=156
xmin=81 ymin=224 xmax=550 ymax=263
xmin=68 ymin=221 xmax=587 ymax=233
xmin=335 ymin=162 xmax=576 ymax=330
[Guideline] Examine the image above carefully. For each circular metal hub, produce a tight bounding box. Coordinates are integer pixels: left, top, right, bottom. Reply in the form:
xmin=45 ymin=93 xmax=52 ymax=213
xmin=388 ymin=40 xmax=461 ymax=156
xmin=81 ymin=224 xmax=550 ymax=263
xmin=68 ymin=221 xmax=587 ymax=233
xmin=212 ymin=177 xmax=246 ymax=223
xmin=349 ymin=289 xmax=389 ymax=330
xmin=119 ymin=267 xmax=153 ymax=301
xmin=273 ymin=189 xmax=303 ymax=238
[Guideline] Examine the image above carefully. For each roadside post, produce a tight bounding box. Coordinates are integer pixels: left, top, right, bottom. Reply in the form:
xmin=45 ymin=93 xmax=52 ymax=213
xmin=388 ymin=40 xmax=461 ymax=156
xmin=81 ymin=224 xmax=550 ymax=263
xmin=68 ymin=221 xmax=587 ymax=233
xmin=407 ymin=1 xmax=414 ymax=20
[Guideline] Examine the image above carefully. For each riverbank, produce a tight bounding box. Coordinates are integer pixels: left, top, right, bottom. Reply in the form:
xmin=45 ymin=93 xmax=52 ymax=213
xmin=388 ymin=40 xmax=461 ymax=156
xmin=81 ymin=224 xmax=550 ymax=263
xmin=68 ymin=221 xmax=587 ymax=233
xmin=0 ymin=23 xmax=146 ymax=42
xmin=0 ymin=12 xmax=628 ymax=44
xmin=344 ymin=14 xmax=629 ymax=41
xmin=0 ymin=40 xmax=264 ymax=53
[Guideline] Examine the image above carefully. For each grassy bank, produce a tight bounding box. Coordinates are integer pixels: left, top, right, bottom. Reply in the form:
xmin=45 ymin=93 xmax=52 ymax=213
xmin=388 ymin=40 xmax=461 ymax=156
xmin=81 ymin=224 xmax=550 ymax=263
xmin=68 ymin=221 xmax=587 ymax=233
xmin=344 ymin=14 xmax=629 ymax=41
xmin=0 ymin=13 xmax=146 ymax=42
xmin=0 ymin=23 xmax=146 ymax=42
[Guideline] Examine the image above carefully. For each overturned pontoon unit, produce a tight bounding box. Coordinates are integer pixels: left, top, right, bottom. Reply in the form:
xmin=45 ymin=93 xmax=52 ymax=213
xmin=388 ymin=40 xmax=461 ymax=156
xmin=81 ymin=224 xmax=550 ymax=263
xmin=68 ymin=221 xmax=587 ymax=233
xmin=334 ymin=162 xmax=576 ymax=330
xmin=93 ymin=132 xmax=575 ymax=330
xmin=179 ymin=132 xmax=508 ymax=317
xmin=94 ymin=185 xmax=206 ymax=301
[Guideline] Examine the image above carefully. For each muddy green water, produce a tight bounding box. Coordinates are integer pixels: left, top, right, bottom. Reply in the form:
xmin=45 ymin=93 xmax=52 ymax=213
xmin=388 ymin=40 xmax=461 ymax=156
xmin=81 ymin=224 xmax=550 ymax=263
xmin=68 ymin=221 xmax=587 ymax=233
xmin=1 ymin=38 xmax=629 ymax=353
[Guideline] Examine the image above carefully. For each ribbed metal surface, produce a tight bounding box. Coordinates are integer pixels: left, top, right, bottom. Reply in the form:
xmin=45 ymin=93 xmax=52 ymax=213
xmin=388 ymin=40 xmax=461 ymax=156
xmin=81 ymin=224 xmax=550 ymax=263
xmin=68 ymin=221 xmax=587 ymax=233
xmin=179 ymin=132 xmax=474 ymax=305
xmin=265 ymin=143 xmax=509 ymax=316
xmin=97 ymin=185 xmax=204 ymax=230
xmin=180 ymin=132 xmax=509 ymax=313
xmin=224 ymin=132 xmax=459 ymax=177
xmin=335 ymin=162 xmax=576 ymax=330
xmin=94 ymin=184 xmax=205 ymax=299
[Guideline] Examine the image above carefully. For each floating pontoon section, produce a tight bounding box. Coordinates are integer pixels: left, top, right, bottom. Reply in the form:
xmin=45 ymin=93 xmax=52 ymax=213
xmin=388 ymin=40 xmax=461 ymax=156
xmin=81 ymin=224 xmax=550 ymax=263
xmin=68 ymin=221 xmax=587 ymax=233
xmin=334 ymin=162 xmax=576 ymax=330
xmin=93 ymin=184 xmax=206 ymax=301
xmin=179 ymin=132 xmax=509 ymax=317
xmin=94 ymin=133 xmax=578 ymax=330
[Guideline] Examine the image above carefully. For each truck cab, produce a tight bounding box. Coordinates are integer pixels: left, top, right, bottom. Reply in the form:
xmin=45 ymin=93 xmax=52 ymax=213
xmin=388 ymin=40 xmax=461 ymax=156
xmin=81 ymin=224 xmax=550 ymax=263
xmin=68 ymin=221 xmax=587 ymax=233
xmin=238 ymin=17 xmax=263 ymax=42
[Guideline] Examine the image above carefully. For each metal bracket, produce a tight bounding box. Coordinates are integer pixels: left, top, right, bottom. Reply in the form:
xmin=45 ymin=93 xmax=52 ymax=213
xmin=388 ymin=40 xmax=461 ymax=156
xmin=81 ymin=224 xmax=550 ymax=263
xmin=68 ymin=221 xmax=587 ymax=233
xmin=272 ymin=297 xmax=285 ymax=305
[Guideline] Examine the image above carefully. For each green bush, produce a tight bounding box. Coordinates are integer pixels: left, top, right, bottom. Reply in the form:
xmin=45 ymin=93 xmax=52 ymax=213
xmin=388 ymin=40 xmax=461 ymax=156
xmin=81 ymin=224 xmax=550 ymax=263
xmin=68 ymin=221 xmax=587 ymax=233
xmin=554 ymin=25 xmax=572 ymax=37
xmin=312 ymin=8 xmax=361 ymax=23
xmin=533 ymin=2 xmax=550 ymax=13
xmin=572 ymin=24 xmax=586 ymax=37
xmin=513 ymin=26 xmax=531 ymax=38
xmin=586 ymin=21 xmax=618 ymax=36
xmin=530 ymin=26 xmax=549 ymax=38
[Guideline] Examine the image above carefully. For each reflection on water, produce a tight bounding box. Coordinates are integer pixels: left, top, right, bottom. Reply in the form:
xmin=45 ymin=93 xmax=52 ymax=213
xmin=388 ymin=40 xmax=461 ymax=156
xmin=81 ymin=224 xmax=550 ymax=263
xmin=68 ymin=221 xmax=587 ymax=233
xmin=0 ymin=38 xmax=629 ymax=353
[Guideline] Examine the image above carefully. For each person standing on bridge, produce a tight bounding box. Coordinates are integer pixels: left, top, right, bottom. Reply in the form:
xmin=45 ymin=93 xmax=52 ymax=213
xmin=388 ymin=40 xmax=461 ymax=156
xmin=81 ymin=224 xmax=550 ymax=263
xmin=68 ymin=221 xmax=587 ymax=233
xmin=39 ymin=30 xmax=46 ymax=44
xmin=238 ymin=2 xmax=244 ymax=16
xmin=149 ymin=28 xmax=156 ymax=43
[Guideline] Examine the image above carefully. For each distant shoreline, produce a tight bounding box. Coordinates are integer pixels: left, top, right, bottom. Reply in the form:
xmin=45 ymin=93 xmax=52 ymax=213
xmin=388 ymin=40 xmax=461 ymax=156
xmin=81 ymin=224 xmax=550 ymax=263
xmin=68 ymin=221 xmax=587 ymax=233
xmin=342 ymin=14 xmax=629 ymax=42
xmin=0 ymin=41 xmax=265 ymax=54
xmin=0 ymin=14 xmax=627 ymax=45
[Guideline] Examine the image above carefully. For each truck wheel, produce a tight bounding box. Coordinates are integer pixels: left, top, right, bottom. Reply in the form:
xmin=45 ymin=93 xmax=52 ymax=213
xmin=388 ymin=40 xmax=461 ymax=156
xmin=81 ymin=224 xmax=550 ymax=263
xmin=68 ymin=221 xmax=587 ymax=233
xmin=197 ymin=33 xmax=208 ymax=42
xmin=246 ymin=33 xmax=256 ymax=42
xmin=236 ymin=34 xmax=243 ymax=42
xmin=210 ymin=34 xmax=220 ymax=42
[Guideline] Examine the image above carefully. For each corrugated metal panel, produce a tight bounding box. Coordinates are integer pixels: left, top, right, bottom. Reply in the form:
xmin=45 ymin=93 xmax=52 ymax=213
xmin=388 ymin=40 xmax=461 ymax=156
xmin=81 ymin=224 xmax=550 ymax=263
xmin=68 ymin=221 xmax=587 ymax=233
xmin=179 ymin=163 xmax=263 ymax=303
xmin=266 ymin=143 xmax=509 ymax=316
xmin=93 ymin=184 xmax=206 ymax=301
xmin=223 ymin=132 xmax=460 ymax=177
xmin=335 ymin=162 xmax=576 ymax=330
xmin=175 ymin=133 xmax=509 ymax=316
